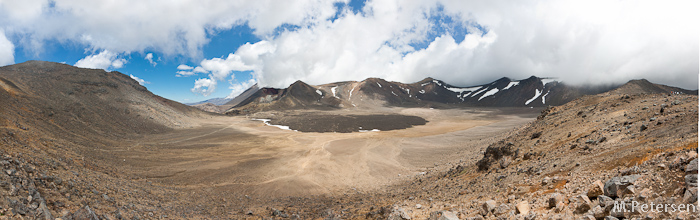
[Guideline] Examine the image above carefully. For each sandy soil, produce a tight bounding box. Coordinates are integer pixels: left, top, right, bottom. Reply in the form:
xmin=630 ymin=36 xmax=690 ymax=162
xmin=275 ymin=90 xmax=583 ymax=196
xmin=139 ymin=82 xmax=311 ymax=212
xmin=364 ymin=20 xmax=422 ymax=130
xmin=94 ymin=107 xmax=539 ymax=199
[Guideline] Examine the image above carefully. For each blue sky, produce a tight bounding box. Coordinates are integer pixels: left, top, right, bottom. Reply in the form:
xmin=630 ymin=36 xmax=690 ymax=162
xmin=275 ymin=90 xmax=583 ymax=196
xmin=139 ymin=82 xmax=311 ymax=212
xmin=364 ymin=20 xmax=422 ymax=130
xmin=11 ymin=19 xmax=264 ymax=103
xmin=1 ymin=0 xmax=697 ymax=103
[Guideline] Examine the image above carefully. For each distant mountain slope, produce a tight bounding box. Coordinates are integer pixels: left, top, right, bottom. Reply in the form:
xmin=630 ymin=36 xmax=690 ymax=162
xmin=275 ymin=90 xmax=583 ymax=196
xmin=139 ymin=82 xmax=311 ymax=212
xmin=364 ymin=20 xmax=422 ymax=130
xmin=0 ymin=61 xmax=207 ymax=140
xmin=186 ymin=97 xmax=232 ymax=106
xmin=227 ymin=76 xmax=692 ymax=114
xmin=223 ymin=83 xmax=260 ymax=107
xmin=608 ymin=79 xmax=698 ymax=95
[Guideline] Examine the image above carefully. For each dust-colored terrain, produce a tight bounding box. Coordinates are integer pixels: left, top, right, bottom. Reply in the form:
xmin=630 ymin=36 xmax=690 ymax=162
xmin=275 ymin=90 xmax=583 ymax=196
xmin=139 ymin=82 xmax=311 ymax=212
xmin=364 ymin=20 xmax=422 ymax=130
xmin=1 ymin=61 xmax=697 ymax=220
xmin=101 ymin=107 xmax=539 ymax=198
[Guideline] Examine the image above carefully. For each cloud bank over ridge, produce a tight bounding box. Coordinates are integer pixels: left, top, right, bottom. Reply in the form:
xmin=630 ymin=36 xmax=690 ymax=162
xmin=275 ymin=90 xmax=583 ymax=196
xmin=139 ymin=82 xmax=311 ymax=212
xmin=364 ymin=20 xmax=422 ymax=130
xmin=0 ymin=0 xmax=697 ymax=99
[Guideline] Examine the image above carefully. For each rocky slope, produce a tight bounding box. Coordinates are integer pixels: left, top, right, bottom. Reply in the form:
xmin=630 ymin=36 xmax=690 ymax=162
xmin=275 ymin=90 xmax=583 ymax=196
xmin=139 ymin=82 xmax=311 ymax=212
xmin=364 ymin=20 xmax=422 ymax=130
xmin=0 ymin=61 xmax=212 ymax=219
xmin=0 ymin=61 xmax=697 ymax=219
xmin=205 ymin=80 xmax=697 ymax=220
xmin=337 ymin=82 xmax=699 ymax=220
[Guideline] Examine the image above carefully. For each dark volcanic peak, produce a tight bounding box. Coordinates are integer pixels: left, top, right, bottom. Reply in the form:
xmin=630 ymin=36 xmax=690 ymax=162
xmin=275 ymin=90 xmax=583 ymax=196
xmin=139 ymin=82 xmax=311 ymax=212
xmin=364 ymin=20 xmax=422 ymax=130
xmin=226 ymin=75 xmax=695 ymax=114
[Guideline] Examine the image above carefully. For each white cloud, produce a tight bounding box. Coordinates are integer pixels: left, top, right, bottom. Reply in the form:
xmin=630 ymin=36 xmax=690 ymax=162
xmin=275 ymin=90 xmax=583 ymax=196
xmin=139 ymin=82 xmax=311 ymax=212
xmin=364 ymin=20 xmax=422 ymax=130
xmin=226 ymin=78 xmax=257 ymax=99
xmin=191 ymin=77 xmax=216 ymax=96
xmin=145 ymin=53 xmax=156 ymax=66
xmin=176 ymin=65 xmax=208 ymax=77
xmin=2 ymin=0 xmax=697 ymax=95
xmin=129 ymin=74 xmax=149 ymax=85
xmin=181 ymin=41 xmax=274 ymax=93
xmin=0 ymin=28 xmax=14 ymax=66
xmin=177 ymin=64 xmax=194 ymax=70
xmin=209 ymin=0 xmax=696 ymax=90
xmin=74 ymin=50 xmax=127 ymax=70
xmin=176 ymin=71 xmax=196 ymax=77
xmin=0 ymin=0 xmax=345 ymax=57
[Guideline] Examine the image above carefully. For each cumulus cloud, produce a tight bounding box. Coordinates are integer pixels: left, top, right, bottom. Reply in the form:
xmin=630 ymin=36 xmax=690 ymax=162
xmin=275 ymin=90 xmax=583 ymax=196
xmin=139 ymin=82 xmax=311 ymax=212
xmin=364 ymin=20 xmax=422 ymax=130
xmin=226 ymin=78 xmax=257 ymax=99
xmin=181 ymin=41 xmax=274 ymax=93
xmin=0 ymin=28 xmax=13 ymax=66
xmin=176 ymin=64 xmax=207 ymax=77
xmin=191 ymin=77 xmax=216 ymax=96
xmin=177 ymin=64 xmax=194 ymax=70
xmin=0 ymin=0 xmax=345 ymax=58
xmin=213 ymin=0 xmax=697 ymax=91
xmin=129 ymin=74 xmax=149 ymax=85
xmin=74 ymin=50 xmax=127 ymax=70
xmin=2 ymin=0 xmax=697 ymax=98
xmin=145 ymin=53 xmax=156 ymax=66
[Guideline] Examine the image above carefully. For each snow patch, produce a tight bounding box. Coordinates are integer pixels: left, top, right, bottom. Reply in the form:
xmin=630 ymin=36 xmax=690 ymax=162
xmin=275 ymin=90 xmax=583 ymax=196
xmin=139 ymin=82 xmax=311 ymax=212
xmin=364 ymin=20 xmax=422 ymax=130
xmin=432 ymin=80 xmax=443 ymax=86
xmin=349 ymin=84 xmax=357 ymax=100
xmin=502 ymin=81 xmax=520 ymax=90
xmin=331 ymin=86 xmax=338 ymax=98
xmin=525 ymin=89 xmax=542 ymax=105
xmin=376 ymin=82 xmax=382 ymax=88
xmin=541 ymin=91 xmax=550 ymax=104
xmin=252 ymin=119 xmax=297 ymax=132
xmin=316 ymin=89 xmax=322 ymax=96
xmin=541 ymin=78 xmax=557 ymax=85
xmin=478 ymin=88 xmax=499 ymax=101
xmin=419 ymin=90 xmax=425 ymax=94
xmin=446 ymin=86 xmax=481 ymax=93
xmin=359 ymin=129 xmax=381 ymax=132
xmin=470 ymin=87 xmax=488 ymax=97
xmin=391 ymin=91 xmax=398 ymax=96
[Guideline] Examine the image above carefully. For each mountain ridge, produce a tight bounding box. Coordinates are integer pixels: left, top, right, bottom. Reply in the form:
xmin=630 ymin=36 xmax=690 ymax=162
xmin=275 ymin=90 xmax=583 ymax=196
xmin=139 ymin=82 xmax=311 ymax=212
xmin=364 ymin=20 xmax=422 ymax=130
xmin=225 ymin=76 xmax=696 ymax=115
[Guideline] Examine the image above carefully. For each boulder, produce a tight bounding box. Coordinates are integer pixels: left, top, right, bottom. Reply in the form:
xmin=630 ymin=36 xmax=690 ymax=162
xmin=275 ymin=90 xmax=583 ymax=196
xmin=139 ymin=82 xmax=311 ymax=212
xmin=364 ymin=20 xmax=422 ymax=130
xmin=597 ymin=195 xmax=614 ymax=206
xmin=604 ymin=175 xmax=641 ymax=198
xmin=482 ymin=200 xmax=497 ymax=215
xmin=684 ymin=187 xmax=698 ymax=203
xmin=685 ymin=174 xmax=698 ymax=187
xmin=515 ymin=201 xmax=530 ymax=215
xmin=587 ymin=180 xmax=605 ymax=198
xmin=581 ymin=215 xmax=596 ymax=220
xmin=428 ymin=211 xmax=459 ymax=220
xmin=388 ymin=207 xmax=411 ymax=220
xmin=72 ymin=206 xmax=99 ymax=220
xmin=573 ymin=195 xmax=592 ymax=214
xmin=494 ymin=204 xmax=510 ymax=216
xmin=548 ymin=193 xmax=565 ymax=208
xmin=591 ymin=205 xmax=606 ymax=219
xmin=37 ymin=202 xmax=53 ymax=220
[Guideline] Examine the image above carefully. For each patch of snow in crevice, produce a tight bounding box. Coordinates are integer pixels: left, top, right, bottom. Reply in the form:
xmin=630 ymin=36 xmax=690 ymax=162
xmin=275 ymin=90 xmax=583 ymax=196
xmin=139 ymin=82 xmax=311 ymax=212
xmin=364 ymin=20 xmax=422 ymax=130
xmin=349 ymin=84 xmax=358 ymax=100
xmin=503 ymin=81 xmax=520 ymax=90
xmin=376 ymin=82 xmax=382 ymax=88
xmin=359 ymin=129 xmax=380 ymax=132
xmin=419 ymin=90 xmax=425 ymax=94
xmin=316 ymin=89 xmax=322 ymax=96
xmin=252 ymin=119 xmax=297 ymax=132
xmin=525 ymin=89 xmax=542 ymax=105
xmin=542 ymin=91 xmax=550 ymax=104
xmin=541 ymin=78 xmax=557 ymax=85
xmin=471 ymin=87 xmax=488 ymax=97
xmin=446 ymin=86 xmax=481 ymax=93
xmin=331 ymin=86 xmax=338 ymax=98
xmin=391 ymin=91 xmax=398 ymax=96
xmin=478 ymin=88 xmax=499 ymax=101
xmin=421 ymin=82 xmax=430 ymax=87
xmin=432 ymin=80 xmax=442 ymax=86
